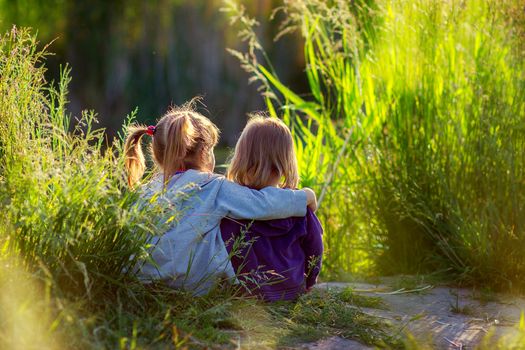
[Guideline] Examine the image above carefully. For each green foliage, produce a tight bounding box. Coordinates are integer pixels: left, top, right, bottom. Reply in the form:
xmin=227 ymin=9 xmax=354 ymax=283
xmin=278 ymin=288 xmax=401 ymax=347
xmin=0 ymin=27 xmax=164 ymax=298
xmin=227 ymin=0 xmax=525 ymax=292
xmin=337 ymin=287 xmax=387 ymax=309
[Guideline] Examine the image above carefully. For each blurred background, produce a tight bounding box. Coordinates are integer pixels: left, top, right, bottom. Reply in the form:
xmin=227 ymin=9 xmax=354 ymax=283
xmin=0 ymin=0 xmax=308 ymax=145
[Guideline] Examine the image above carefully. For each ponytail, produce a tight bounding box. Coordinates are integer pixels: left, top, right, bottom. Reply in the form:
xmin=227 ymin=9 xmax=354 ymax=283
xmin=124 ymin=100 xmax=219 ymax=188
xmin=124 ymin=125 xmax=148 ymax=188
xmin=162 ymin=114 xmax=195 ymax=180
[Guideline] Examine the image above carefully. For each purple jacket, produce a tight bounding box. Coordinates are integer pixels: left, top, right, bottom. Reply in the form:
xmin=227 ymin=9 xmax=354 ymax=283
xmin=220 ymin=208 xmax=323 ymax=301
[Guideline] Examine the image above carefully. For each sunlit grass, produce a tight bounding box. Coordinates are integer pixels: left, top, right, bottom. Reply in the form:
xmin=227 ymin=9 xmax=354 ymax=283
xmin=226 ymin=0 xmax=525 ymax=292
xmin=0 ymin=26 xmax=175 ymax=348
xmin=0 ymin=27 xmax=167 ymax=299
xmin=0 ymin=256 xmax=63 ymax=350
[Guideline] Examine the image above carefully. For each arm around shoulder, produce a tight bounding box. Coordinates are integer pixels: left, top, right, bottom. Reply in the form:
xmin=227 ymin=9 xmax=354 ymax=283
xmin=217 ymin=178 xmax=308 ymax=220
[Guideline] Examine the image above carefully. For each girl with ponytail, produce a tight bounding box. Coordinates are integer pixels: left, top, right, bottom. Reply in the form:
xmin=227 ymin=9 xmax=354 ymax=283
xmin=124 ymin=100 xmax=317 ymax=295
xmin=124 ymin=107 xmax=216 ymax=187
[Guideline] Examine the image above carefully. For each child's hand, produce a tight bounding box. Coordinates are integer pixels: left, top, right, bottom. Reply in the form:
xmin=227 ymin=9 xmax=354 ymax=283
xmin=303 ymin=187 xmax=318 ymax=212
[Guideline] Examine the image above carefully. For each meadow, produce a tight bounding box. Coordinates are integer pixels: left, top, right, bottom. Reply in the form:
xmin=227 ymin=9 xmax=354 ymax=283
xmin=1 ymin=0 xmax=525 ymax=348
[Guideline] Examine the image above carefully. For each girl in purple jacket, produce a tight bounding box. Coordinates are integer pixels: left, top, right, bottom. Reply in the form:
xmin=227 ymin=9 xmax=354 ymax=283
xmin=220 ymin=116 xmax=324 ymax=301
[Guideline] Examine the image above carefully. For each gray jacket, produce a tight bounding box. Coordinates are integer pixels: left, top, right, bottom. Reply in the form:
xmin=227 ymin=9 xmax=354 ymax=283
xmin=136 ymin=169 xmax=307 ymax=295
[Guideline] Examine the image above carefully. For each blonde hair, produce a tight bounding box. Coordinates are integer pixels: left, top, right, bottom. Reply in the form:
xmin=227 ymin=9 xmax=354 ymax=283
xmin=227 ymin=116 xmax=299 ymax=190
xmin=124 ymin=100 xmax=219 ymax=187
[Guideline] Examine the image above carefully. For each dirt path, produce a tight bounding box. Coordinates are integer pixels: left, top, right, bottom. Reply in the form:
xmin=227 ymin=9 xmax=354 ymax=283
xmin=300 ymin=280 xmax=525 ymax=349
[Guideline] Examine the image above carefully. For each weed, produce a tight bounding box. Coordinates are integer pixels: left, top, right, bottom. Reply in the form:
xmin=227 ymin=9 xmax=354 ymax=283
xmin=449 ymin=290 xmax=476 ymax=316
xmin=273 ymin=288 xmax=401 ymax=348
xmin=338 ymin=287 xmax=388 ymax=310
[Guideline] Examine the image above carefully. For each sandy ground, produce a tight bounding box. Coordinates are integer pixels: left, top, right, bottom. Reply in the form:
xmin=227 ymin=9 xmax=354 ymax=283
xmin=299 ymin=280 xmax=525 ymax=350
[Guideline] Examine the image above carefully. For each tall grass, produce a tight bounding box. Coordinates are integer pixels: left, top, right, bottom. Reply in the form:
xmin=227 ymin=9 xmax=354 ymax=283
xmin=226 ymin=0 xmax=525 ymax=291
xmin=0 ymin=26 xmax=167 ymax=299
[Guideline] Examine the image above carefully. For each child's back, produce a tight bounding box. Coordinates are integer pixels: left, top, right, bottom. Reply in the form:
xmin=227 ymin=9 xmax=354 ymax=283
xmin=139 ymin=169 xmax=308 ymax=295
xmin=220 ymin=116 xmax=324 ymax=301
xmin=221 ymin=208 xmax=322 ymax=301
xmin=124 ymin=104 xmax=316 ymax=295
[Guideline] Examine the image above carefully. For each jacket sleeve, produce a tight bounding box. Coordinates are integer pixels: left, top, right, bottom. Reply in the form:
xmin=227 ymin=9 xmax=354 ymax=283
xmin=302 ymin=208 xmax=324 ymax=289
xmin=216 ymin=179 xmax=307 ymax=220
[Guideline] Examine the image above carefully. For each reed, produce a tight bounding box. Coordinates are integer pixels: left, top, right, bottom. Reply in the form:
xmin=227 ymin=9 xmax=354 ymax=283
xmin=226 ymin=0 xmax=525 ymax=290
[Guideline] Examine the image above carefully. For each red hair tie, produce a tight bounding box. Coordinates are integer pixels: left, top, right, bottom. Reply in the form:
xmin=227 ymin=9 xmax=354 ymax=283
xmin=146 ymin=125 xmax=156 ymax=136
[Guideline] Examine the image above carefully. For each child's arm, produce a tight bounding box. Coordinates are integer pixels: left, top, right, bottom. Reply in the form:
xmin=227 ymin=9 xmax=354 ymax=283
xmin=302 ymin=208 xmax=324 ymax=290
xmin=217 ymin=179 xmax=316 ymax=220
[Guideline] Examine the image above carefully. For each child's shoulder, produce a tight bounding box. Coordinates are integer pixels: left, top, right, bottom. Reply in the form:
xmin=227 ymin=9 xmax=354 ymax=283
xmin=180 ymin=169 xmax=223 ymax=186
xmin=140 ymin=170 xmax=224 ymax=194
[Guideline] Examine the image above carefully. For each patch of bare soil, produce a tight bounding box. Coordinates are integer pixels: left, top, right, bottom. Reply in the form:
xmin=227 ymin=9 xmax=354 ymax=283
xmin=300 ymin=280 xmax=525 ymax=349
